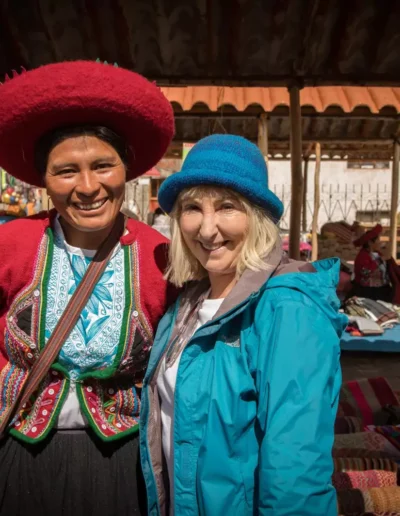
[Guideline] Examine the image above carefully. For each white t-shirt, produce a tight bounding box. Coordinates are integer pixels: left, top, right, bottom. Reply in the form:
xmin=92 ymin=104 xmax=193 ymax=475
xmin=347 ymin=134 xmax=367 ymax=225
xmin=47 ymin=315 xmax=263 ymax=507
xmin=157 ymin=297 xmax=224 ymax=512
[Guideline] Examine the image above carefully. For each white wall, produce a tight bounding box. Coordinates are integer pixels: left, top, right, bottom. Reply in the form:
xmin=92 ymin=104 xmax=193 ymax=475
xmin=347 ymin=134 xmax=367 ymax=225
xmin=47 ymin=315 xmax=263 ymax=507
xmin=267 ymin=160 xmax=393 ymax=231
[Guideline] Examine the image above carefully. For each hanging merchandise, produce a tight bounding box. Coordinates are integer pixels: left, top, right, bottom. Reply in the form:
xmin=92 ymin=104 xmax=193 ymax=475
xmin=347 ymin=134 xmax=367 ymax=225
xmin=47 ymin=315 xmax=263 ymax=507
xmin=0 ymin=168 xmax=40 ymax=218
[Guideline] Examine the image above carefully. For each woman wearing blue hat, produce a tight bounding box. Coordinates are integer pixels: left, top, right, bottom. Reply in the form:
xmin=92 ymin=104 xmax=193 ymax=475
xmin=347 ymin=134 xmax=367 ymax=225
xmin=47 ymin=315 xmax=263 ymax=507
xmin=140 ymin=134 xmax=346 ymax=515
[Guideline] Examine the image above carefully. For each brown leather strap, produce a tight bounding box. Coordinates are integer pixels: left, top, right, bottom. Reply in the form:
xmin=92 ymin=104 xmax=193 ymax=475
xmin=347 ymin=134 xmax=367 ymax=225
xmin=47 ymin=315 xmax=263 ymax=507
xmin=0 ymin=214 xmax=125 ymax=437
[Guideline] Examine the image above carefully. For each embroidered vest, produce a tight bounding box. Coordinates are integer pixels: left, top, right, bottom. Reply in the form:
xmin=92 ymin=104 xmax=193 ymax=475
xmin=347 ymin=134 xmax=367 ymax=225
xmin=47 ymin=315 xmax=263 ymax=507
xmin=0 ymin=228 xmax=155 ymax=443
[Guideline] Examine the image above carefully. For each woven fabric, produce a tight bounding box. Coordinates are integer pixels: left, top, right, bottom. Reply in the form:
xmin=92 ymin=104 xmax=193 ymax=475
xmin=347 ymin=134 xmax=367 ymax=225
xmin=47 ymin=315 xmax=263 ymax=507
xmin=372 ymin=426 xmax=400 ymax=453
xmin=0 ymin=430 xmax=146 ymax=516
xmin=333 ymin=432 xmax=400 ymax=460
xmin=335 ymin=416 xmax=364 ymax=434
xmin=332 ymin=470 xmax=397 ymax=491
xmin=158 ymin=134 xmax=284 ymax=221
xmin=337 ymin=377 xmax=400 ymax=426
xmin=333 ymin=457 xmax=398 ymax=473
xmin=369 ymin=487 xmax=400 ymax=512
xmin=337 ymin=489 xmax=365 ymax=514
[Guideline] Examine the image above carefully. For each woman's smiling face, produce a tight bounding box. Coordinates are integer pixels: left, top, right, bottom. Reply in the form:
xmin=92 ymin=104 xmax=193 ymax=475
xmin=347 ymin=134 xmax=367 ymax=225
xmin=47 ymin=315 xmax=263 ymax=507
xmin=179 ymin=187 xmax=248 ymax=278
xmin=45 ymin=135 xmax=126 ymax=240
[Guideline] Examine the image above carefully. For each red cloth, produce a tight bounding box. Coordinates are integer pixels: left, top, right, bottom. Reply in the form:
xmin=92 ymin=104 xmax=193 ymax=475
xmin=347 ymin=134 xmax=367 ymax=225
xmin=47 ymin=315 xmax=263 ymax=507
xmin=387 ymin=258 xmax=400 ymax=305
xmin=354 ymin=248 xmax=388 ymax=287
xmin=354 ymin=224 xmax=383 ymax=247
xmin=332 ymin=470 xmax=397 ymax=490
xmin=0 ymin=211 xmax=178 ymax=441
xmin=0 ymin=61 xmax=174 ymax=186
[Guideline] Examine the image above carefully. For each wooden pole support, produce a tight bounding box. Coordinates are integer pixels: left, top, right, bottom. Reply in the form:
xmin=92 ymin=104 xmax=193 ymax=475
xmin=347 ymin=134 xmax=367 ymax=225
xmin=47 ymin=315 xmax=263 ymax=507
xmin=41 ymin=189 xmax=51 ymax=211
xmin=390 ymin=141 xmax=400 ymax=258
xmin=311 ymin=143 xmax=321 ymax=262
xmin=302 ymin=158 xmax=309 ymax=233
xmin=257 ymin=113 xmax=269 ymax=163
xmin=288 ymin=85 xmax=303 ymax=260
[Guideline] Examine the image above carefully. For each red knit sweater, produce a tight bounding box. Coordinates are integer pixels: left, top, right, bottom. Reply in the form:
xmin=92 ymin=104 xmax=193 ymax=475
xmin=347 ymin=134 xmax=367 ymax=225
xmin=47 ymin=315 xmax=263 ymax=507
xmin=0 ymin=212 xmax=176 ymax=443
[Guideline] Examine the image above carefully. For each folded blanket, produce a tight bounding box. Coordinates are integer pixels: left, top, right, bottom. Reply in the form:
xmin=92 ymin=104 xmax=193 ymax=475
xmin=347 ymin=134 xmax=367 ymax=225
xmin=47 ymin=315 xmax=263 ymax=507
xmin=338 ymin=487 xmax=400 ymax=515
xmin=367 ymin=487 xmax=400 ymax=513
xmin=334 ymin=432 xmax=400 ymax=460
xmin=333 ymin=458 xmax=398 ymax=473
xmin=337 ymin=488 xmax=365 ymax=514
xmin=332 ymin=470 xmax=397 ymax=490
xmin=338 ymin=377 xmax=400 ymax=426
xmin=335 ymin=416 xmax=364 ymax=434
xmin=369 ymin=425 xmax=400 ymax=453
xmin=347 ymin=316 xmax=384 ymax=335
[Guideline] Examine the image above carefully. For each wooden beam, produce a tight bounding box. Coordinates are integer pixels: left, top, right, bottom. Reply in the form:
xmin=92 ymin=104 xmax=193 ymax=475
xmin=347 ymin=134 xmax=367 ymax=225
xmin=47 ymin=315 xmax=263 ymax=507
xmin=174 ymin=112 xmax=399 ymax=123
xmin=146 ymin=75 xmax=400 ymax=88
xmin=311 ymin=143 xmax=321 ymax=261
xmin=40 ymin=189 xmax=52 ymax=211
xmin=288 ymin=85 xmax=303 ymax=260
xmin=257 ymin=113 xmax=269 ymax=162
xmin=302 ymin=158 xmax=309 ymax=233
xmin=390 ymin=141 xmax=400 ymax=257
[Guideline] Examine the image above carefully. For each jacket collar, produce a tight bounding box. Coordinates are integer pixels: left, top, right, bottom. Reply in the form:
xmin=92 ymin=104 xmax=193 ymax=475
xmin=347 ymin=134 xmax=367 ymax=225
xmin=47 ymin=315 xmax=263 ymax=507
xmin=180 ymin=242 xmax=284 ymax=321
xmin=214 ymin=242 xmax=283 ymax=318
xmin=181 ymin=240 xmax=316 ymax=321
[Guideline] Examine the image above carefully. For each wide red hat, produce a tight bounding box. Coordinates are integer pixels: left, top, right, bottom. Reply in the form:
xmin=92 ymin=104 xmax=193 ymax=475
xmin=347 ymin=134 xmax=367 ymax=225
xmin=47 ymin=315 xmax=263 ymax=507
xmin=353 ymin=224 xmax=383 ymax=247
xmin=0 ymin=61 xmax=174 ymax=186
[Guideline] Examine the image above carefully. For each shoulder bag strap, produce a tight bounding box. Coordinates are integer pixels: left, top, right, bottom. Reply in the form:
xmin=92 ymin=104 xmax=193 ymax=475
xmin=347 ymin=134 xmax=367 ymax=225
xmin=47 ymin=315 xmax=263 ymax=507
xmin=0 ymin=213 xmax=125 ymax=437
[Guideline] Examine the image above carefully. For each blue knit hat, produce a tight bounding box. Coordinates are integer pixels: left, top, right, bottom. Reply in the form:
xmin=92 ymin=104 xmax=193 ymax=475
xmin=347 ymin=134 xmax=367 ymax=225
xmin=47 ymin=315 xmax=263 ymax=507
xmin=158 ymin=134 xmax=284 ymax=222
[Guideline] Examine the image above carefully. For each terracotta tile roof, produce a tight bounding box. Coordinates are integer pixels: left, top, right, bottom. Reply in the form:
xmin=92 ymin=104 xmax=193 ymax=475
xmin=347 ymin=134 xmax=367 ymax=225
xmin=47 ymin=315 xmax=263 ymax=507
xmin=161 ymin=86 xmax=400 ymax=114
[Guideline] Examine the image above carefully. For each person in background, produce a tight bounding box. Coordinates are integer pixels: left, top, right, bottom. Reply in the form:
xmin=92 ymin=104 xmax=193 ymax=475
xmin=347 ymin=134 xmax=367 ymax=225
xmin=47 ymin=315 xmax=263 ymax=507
xmin=0 ymin=60 xmax=175 ymax=516
xmin=353 ymin=224 xmax=393 ymax=302
xmin=151 ymin=206 xmax=171 ymax=239
xmin=140 ymin=134 xmax=346 ymax=516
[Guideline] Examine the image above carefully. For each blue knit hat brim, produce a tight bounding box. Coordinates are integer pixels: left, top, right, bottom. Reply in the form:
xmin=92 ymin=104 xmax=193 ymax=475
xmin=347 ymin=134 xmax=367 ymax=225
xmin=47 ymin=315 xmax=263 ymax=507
xmin=158 ymin=169 xmax=284 ymax=222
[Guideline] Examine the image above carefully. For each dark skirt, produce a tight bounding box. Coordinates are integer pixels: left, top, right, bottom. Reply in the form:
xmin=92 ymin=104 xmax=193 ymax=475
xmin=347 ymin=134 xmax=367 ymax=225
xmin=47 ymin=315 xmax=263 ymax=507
xmin=352 ymin=283 xmax=393 ymax=302
xmin=0 ymin=429 xmax=147 ymax=516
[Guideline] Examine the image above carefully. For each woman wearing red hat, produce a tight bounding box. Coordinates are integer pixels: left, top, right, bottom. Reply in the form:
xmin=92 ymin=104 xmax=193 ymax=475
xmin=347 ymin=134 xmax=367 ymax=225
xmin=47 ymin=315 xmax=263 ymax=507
xmin=353 ymin=224 xmax=393 ymax=301
xmin=0 ymin=61 xmax=175 ymax=515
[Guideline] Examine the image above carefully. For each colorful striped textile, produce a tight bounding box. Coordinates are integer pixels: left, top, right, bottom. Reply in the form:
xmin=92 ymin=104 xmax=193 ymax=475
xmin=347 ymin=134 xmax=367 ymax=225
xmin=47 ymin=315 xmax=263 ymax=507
xmin=335 ymin=416 xmax=364 ymax=434
xmin=372 ymin=426 xmax=400 ymax=453
xmin=337 ymin=487 xmax=400 ymax=515
xmin=333 ymin=458 xmax=398 ymax=473
xmin=333 ymin=433 xmax=400 ymax=460
xmin=338 ymin=377 xmax=400 ymax=425
xmin=332 ymin=470 xmax=397 ymax=491
xmin=337 ymin=488 xmax=365 ymax=514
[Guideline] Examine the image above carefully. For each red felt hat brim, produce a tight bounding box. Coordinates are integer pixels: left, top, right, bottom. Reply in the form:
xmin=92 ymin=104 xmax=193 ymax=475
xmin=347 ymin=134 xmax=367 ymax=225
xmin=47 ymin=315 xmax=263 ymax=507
xmin=353 ymin=224 xmax=383 ymax=247
xmin=0 ymin=61 xmax=174 ymax=186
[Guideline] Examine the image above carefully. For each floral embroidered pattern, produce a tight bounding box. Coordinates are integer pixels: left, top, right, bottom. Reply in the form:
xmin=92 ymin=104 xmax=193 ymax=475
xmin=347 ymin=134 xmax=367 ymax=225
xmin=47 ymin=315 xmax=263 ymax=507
xmin=46 ymin=222 xmax=126 ymax=379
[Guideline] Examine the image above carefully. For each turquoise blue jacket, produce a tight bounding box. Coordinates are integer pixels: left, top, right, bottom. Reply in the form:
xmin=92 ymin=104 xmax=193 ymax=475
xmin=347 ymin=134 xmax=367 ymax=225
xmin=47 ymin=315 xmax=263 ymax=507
xmin=140 ymin=248 xmax=346 ymax=515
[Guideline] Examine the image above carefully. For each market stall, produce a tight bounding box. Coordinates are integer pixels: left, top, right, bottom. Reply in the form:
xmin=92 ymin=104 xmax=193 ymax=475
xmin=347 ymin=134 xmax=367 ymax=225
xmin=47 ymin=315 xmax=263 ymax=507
xmin=0 ymin=168 xmax=41 ymax=219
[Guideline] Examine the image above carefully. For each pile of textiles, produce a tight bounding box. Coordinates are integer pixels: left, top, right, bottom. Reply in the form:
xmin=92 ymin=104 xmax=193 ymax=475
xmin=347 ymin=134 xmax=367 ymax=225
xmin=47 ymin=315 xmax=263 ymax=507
xmin=337 ymin=376 xmax=400 ymax=427
xmin=334 ymin=377 xmax=400 ymax=515
xmin=337 ymin=486 xmax=400 ymax=515
xmin=344 ymin=297 xmax=400 ymax=336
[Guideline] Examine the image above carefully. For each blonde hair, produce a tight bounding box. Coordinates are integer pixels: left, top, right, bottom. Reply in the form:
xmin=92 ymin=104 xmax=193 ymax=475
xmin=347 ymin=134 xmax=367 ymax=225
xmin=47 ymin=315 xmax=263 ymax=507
xmin=165 ymin=186 xmax=280 ymax=287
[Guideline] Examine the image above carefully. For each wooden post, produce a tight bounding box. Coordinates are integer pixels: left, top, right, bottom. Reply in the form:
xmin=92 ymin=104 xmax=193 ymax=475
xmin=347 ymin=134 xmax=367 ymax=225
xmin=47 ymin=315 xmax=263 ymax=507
xmin=257 ymin=113 xmax=269 ymax=163
xmin=311 ymin=143 xmax=321 ymax=262
xmin=302 ymin=157 xmax=309 ymax=233
xmin=41 ymin=189 xmax=50 ymax=211
xmin=288 ymin=85 xmax=303 ymax=260
xmin=390 ymin=141 xmax=400 ymax=258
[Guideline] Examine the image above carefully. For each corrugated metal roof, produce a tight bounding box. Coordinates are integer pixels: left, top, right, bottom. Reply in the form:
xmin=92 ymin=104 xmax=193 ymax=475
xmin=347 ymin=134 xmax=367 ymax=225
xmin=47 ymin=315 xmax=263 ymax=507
xmin=0 ymin=1 xmax=399 ymax=86
xmin=161 ymin=86 xmax=400 ymax=114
